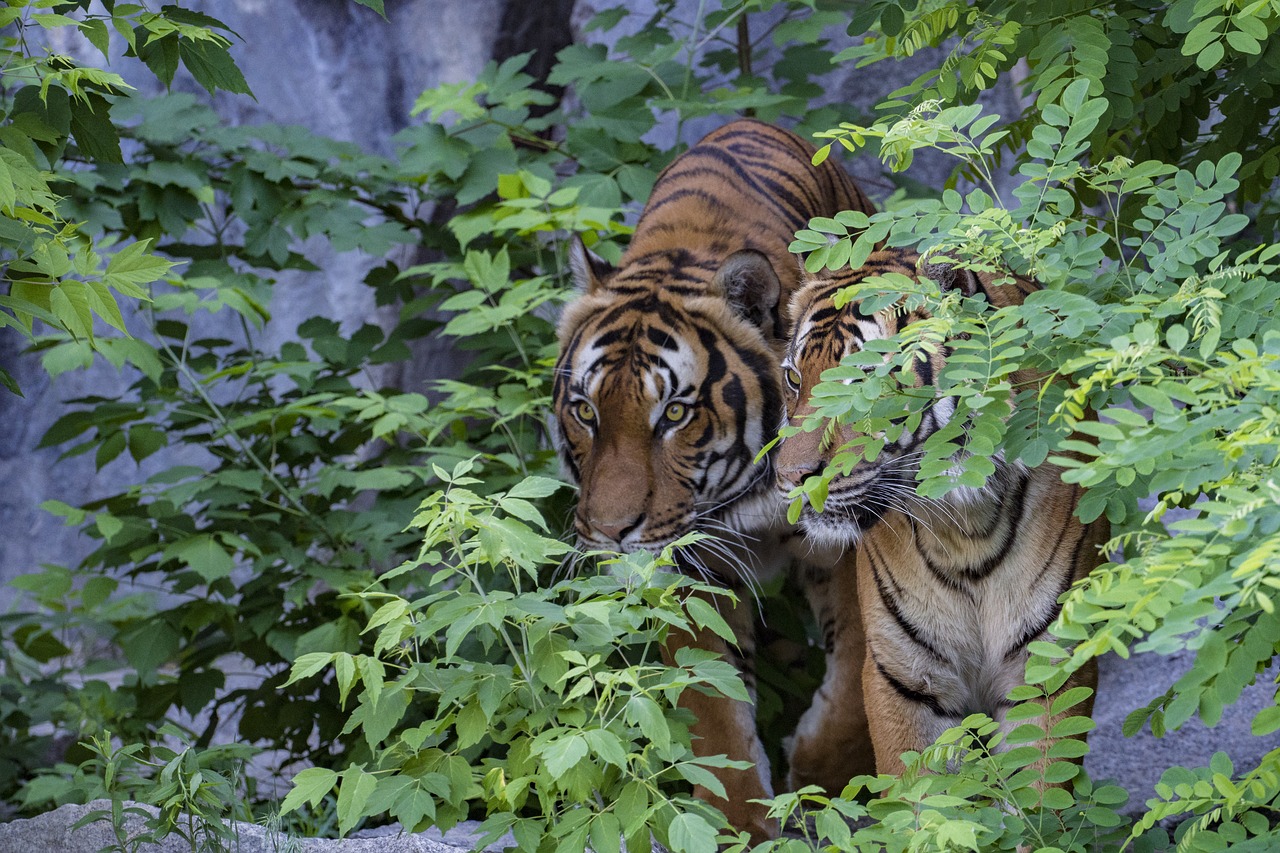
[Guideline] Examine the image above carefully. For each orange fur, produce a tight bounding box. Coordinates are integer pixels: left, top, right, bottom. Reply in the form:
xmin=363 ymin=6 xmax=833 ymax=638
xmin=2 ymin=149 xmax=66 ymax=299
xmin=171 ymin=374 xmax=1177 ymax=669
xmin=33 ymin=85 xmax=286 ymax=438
xmin=777 ymin=248 xmax=1105 ymax=783
xmin=551 ymin=120 xmax=876 ymax=841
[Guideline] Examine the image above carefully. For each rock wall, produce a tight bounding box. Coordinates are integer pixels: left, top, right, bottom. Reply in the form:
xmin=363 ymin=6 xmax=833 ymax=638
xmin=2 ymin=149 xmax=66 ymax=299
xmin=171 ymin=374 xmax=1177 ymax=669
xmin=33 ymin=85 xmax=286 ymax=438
xmin=0 ymin=799 xmax=489 ymax=853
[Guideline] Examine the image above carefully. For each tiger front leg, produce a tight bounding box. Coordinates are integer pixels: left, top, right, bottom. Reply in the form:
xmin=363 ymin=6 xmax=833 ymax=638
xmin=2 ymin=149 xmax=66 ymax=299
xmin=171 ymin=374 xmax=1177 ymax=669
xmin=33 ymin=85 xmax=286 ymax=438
xmin=860 ymin=652 xmax=950 ymax=778
xmin=786 ymin=556 xmax=875 ymax=793
xmin=664 ymin=588 xmax=777 ymax=844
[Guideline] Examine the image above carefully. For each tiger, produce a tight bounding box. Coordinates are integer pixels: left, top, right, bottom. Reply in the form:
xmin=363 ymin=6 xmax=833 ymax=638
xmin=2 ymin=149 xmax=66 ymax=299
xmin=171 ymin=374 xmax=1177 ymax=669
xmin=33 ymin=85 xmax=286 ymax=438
xmin=551 ymin=118 xmax=877 ymax=841
xmin=774 ymin=247 xmax=1107 ymax=784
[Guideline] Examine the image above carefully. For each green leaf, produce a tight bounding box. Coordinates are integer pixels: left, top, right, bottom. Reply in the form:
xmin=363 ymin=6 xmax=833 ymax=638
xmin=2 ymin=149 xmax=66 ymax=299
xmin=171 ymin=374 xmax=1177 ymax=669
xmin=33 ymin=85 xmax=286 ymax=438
xmin=1049 ymin=716 xmax=1095 ymax=738
xmin=879 ymin=3 xmax=905 ymax=36
xmin=1051 ymin=686 xmax=1094 ymax=716
xmin=79 ymin=19 xmax=111 ymax=59
xmin=105 ymin=239 xmax=174 ymax=294
xmin=68 ymin=94 xmax=122 ymax=164
xmin=456 ymin=701 xmax=488 ymax=748
xmin=1251 ymin=704 xmax=1280 ymax=736
xmin=583 ymin=728 xmax=628 ymax=769
xmin=94 ymin=429 xmax=126 ymax=469
xmin=667 ymin=813 xmax=718 ymax=853
xmin=128 ymin=425 xmax=167 ymax=462
xmin=284 ymin=653 xmax=335 ymax=686
xmin=506 ymin=475 xmax=566 ymax=500
xmin=626 ymin=696 xmax=670 ymax=750
xmin=0 ymin=367 xmax=21 ymax=396
xmin=336 ymin=766 xmax=379 ymax=836
xmin=1224 ymin=30 xmax=1260 ymax=55
xmin=169 ymin=534 xmax=235 ymax=582
xmin=178 ymin=39 xmax=253 ymax=96
xmin=350 ymin=0 xmax=387 ymax=16
xmin=683 ymin=596 xmax=737 ymax=643
xmin=390 ymin=779 xmax=437 ymax=831
xmin=136 ymin=31 xmax=181 ymax=87
xmin=541 ymin=733 xmax=588 ymax=778
xmin=589 ymin=813 xmax=622 ymax=853
xmin=676 ymin=762 xmax=727 ymax=800
xmin=1196 ymin=39 xmax=1225 ymax=70
xmin=615 ymin=781 xmax=649 ymax=835
xmin=280 ymin=767 xmax=338 ymax=815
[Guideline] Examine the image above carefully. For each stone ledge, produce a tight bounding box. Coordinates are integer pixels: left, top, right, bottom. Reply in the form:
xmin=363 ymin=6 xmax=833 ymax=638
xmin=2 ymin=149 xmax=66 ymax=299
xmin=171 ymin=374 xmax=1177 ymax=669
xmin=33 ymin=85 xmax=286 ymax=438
xmin=0 ymin=800 xmax=485 ymax=853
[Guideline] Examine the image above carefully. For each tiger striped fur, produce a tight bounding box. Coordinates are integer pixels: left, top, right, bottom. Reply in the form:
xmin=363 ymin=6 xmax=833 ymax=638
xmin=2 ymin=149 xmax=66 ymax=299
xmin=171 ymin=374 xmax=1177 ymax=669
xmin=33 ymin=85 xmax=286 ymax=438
xmin=552 ymin=119 xmax=876 ymax=841
xmin=776 ymin=247 xmax=1106 ymax=782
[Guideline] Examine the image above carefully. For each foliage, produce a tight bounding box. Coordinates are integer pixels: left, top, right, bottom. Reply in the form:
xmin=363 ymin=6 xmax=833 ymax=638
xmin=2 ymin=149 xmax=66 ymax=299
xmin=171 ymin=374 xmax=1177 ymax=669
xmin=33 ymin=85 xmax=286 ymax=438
xmin=4 ymin=0 xmax=858 ymax=833
xmin=761 ymin=686 xmax=1153 ymax=853
xmin=0 ymin=0 xmax=250 ymax=394
xmin=40 ymin=727 xmax=255 ymax=853
xmin=839 ymin=0 xmax=1280 ymax=200
xmin=783 ymin=0 xmax=1280 ymax=845
xmin=279 ymin=465 xmax=753 ymax=850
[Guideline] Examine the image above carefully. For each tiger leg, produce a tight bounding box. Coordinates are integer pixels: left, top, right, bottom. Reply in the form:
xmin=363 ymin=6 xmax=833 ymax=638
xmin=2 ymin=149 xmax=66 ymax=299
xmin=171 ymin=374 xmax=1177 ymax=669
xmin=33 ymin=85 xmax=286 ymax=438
xmin=786 ymin=557 xmax=874 ymax=793
xmin=664 ymin=587 xmax=777 ymax=843
xmin=861 ymin=652 xmax=943 ymax=777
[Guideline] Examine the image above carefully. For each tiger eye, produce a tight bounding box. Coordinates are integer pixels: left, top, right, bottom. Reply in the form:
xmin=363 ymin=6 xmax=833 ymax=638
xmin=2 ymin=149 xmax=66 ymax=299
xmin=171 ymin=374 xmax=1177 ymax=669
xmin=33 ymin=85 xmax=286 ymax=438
xmin=784 ymin=367 xmax=802 ymax=388
xmin=576 ymin=401 xmax=596 ymax=423
xmin=664 ymin=402 xmax=687 ymax=422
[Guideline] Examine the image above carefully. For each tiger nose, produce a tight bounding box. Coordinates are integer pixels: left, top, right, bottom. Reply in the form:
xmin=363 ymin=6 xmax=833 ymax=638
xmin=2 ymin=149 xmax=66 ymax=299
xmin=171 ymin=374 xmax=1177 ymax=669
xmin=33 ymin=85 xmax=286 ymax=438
xmin=778 ymin=459 xmax=825 ymax=489
xmin=592 ymin=514 xmax=645 ymax=546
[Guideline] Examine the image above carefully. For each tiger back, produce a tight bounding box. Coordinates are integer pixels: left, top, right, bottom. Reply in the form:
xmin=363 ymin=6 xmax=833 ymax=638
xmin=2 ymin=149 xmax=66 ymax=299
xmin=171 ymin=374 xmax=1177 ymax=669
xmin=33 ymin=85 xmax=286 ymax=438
xmin=775 ymin=247 xmax=1107 ymax=780
xmin=552 ymin=118 xmax=876 ymax=841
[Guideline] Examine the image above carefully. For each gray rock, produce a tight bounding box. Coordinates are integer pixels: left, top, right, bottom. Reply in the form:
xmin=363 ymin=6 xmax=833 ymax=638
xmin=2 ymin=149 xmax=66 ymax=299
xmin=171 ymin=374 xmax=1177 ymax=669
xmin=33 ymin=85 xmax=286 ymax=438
xmin=1089 ymin=649 xmax=1279 ymax=809
xmin=0 ymin=800 xmax=487 ymax=853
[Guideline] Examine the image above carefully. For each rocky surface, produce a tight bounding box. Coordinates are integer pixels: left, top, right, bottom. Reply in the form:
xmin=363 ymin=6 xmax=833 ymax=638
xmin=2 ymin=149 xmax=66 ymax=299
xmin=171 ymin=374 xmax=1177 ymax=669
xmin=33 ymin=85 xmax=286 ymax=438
xmin=0 ymin=799 xmax=489 ymax=853
xmin=1091 ymin=649 xmax=1278 ymax=808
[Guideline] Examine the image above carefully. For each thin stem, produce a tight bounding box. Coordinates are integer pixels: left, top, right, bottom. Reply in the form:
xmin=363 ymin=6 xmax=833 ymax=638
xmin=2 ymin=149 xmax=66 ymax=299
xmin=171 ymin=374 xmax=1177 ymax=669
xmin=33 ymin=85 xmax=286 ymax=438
xmin=148 ymin=311 xmax=342 ymax=550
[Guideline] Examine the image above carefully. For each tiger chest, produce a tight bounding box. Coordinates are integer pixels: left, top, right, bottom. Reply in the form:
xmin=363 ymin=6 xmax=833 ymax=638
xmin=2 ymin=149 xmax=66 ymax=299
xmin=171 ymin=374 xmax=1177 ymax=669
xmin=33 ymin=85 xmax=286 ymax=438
xmin=856 ymin=494 xmax=1072 ymax=722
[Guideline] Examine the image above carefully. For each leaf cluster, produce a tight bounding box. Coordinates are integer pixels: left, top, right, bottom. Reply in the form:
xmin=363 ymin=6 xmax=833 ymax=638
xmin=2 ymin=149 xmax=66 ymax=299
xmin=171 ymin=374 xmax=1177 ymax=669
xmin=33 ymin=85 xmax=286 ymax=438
xmin=792 ymin=11 xmax=1280 ymax=845
xmin=0 ymin=0 xmax=250 ymax=393
xmin=278 ymin=465 xmax=750 ymax=853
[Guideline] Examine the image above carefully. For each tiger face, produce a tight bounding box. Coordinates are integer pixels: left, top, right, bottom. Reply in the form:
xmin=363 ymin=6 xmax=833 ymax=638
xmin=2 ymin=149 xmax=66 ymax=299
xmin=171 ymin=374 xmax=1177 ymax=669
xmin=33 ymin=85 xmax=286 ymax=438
xmin=776 ymin=249 xmax=1032 ymax=547
xmin=553 ymin=244 xmax=786 ymax=554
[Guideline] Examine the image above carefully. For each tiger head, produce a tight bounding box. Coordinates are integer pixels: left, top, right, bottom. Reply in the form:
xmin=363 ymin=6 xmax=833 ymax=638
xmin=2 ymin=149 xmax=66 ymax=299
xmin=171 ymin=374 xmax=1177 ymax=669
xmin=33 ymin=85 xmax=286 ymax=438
xmin=776 ymin=248 xmax=1034 ymax=547
xmin=552 ymin=238 xmax=789 ymax=555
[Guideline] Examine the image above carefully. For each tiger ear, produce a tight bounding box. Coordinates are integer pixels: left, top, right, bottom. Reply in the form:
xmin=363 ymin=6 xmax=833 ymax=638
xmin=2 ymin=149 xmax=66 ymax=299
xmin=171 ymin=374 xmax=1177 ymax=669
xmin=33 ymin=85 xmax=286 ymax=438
xmin=712 ymin=250 xmax=783 ymax=334
xmin=569 ymin=235 xmax=614 ymax=294
xmin=921 ymin=255 xmax=982 ymax=298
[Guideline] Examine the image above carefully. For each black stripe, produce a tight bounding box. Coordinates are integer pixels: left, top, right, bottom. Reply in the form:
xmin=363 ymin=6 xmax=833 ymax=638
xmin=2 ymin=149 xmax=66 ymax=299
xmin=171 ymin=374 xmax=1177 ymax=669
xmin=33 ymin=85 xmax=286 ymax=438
xmin=873 ymin=655 xmax=953 ymax=717
xmin=910 ymin=517 xmax=978 ymax=602
xmin=959 ymin=470 xmax=1029 ymax=580
xmin=664 ymin=146 xmax=813 ymax=231
xmin=1002 ymin=552 xmax=1077 ymax=663
xmin=866 ymin=543 xmax=949 ymax=662
xmin=1002 ymin=492 xmax=1086 ymax=661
